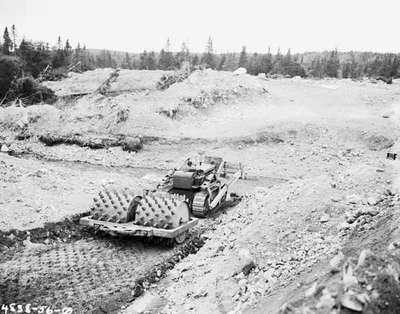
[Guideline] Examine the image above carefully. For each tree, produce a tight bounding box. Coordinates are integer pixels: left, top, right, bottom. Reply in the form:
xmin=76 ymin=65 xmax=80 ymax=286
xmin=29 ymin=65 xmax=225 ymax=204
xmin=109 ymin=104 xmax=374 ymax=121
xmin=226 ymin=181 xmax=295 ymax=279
xmin=158 ymin=49 xmax=171 ymax=70
xmin=18 ymin=40 xmax=52 ymax=77
xmin=326 ymin=49 xmax=340 ymax=78
xmin=217 ymin=53 xmax=226 ymax=70
xmin=238 ymin=46 xmax=248 ymax=68
xmin=11 ymin=25 xmax=17 ymax=53
xmin=309 ymin=57 xmax=325 ymax=78
xmin=2 ymin=27 xmax=12 ymax=55
xmin=247 ymin=53 xmax=261 ymax=74
xmin=260 ymin=48 xmax=273 ymax=74
xmin=147 ymin=51 xmax=157 ymax=70
xmin=284 ymin=49 xmax=292 ymax=64
xmin=57 ymin=36 xmax=62 ymax=50
xmin=175 ymin=42 xmax=190 ymax=68
xmin=158 ymin=39 xmax=175 ymax=70
xmin=64 ymin=39 xmax=72 ymax=52
xmin=222 ymin=53 xmax=238 ymax=71
xmin=139 ymin=51 xmax=148 ymax=69
xmin=191 ymin=55 xmax=200 ymax=67
xmin=0 ymin=55 xmax=22 ymax=99
xmin=201 ymin=36 xmax=216 ymax=69
xmin=121 ymin=52 xmax=132 ymax=69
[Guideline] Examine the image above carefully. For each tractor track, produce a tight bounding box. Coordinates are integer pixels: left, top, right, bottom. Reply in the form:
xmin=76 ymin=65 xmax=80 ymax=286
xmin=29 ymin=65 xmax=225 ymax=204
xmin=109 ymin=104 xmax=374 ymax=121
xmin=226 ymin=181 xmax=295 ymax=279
xmin=0 ymin=198 xmax=243 ymax=313
xmin=0 ymin=228 xmax=206 ymax=313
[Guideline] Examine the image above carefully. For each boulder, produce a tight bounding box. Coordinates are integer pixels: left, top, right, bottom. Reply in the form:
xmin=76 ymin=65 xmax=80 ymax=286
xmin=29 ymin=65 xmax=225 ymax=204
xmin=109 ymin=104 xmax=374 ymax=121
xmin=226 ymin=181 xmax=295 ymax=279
xmin=122 ymin=137 xmax=143 ymax=152
xmin=233 ymin=67 xmax=247 ymax=75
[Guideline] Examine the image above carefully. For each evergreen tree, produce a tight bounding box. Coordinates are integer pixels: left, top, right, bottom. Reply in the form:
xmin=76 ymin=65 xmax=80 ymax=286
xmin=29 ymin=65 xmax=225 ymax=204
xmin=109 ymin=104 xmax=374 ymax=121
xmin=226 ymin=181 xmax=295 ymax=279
xmin=65 ymin=39 xmax=72 ymax=52
xmin=122 ymin=52 xmax=132 ymax=69
xmin=326 ymin=49 xmax=340 ymax=77
xmin=217 ymin=53 xmax=226 ymax=70
xmin=201 ymin=36 xmax=216 ymax=69
xmin=238 ymin=46 xmax=248 ymax=68
xmin=309 ymin=56 xmax=326 ymax=78
xmin=284 ymin=49 xmax=292 ymax=64
xmin=0 ymin=55 xmax=22 ymax=99
xmin=2 ymin=27 xmax=12 ymax=55
xmin=191 ymin=55 xmax=200 ymax=67
xmin=175 ymin=42 xmax=190 ymax=68
xmin=139 ymin=51 xmax=148 ymax=69
xmin=260 ymin=48 xmax=273 ymax=74
xmin=18 ymin=39 xmax=52 ymax=77
xmin=147 ymin=51 xmax=157 ymax=70
xmin=248 ymin=52 xmax=261 ymax=75
xmin=11 ymin=25 xmax=17 ymax=53
xmin=222 ymin=53 xmax=238 ymax=71
xmin=57 ymin=36 xmax=62 ymax=50
xmin=158 ymin=39 xmax=175 ymax=70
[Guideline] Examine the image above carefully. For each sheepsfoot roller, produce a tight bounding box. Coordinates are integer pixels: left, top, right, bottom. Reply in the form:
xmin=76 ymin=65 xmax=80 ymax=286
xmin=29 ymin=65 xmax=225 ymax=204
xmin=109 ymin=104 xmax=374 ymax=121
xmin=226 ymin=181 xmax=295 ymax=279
xmin=80 ymin=155 xmax=244 ymax=245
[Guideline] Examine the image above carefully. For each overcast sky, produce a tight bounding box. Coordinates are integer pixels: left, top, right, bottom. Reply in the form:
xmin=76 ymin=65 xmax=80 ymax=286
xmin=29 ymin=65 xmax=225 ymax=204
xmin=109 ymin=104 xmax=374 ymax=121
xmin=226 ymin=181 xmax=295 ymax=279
xmin=0 ymin=0 xmax=399 ymax=53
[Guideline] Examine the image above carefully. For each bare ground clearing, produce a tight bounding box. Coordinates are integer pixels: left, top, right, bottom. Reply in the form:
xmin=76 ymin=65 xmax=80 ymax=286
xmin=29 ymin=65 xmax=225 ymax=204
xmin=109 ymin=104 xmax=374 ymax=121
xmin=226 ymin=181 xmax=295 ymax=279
xmin=1 ymin=70 xmax=400 ymax=313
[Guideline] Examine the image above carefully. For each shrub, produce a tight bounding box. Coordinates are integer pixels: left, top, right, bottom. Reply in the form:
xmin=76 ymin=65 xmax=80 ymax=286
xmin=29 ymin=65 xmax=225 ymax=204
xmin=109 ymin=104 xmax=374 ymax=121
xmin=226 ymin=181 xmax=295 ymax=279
xmin=0 ymin=55 xmax=22 ymax=101
xmin=10 ymin=77 xmax=57 ymax=105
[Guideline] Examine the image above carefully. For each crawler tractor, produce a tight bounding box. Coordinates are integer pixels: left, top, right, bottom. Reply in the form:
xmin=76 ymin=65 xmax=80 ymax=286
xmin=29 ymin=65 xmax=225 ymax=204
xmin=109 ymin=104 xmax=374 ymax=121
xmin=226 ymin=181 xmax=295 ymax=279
xmin=80 ymin=155 xmax=243 ymax=245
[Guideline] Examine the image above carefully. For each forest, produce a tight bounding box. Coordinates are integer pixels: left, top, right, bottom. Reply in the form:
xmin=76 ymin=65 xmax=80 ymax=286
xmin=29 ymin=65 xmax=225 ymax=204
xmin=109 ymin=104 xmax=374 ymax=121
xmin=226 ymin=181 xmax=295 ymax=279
xmin=1 ymin=24 xmax=399 ymax=103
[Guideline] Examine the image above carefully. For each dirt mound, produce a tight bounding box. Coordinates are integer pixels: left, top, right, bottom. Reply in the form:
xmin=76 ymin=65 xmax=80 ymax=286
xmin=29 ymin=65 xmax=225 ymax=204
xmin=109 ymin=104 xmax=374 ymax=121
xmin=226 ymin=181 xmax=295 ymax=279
xmin=0 ymin=103 xmax=61 ymax=134
xmin=162 ymin=69 xmax=268 ymax=109
xmin=42 ymin=68 xmax=172 ymax=96
xmin=42 ymin=68 xmax=114 ymax=96
xmin=1 ymin=69 xmax=273 ymax=143
xmin=166 ymin=69 xmax=268 ymax=98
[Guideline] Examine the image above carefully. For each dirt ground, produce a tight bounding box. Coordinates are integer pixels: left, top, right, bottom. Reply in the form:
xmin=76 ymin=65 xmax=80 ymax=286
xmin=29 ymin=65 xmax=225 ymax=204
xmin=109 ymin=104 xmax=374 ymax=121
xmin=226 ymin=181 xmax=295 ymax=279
xmin=1 ymin=70 xmax=400 ymax=313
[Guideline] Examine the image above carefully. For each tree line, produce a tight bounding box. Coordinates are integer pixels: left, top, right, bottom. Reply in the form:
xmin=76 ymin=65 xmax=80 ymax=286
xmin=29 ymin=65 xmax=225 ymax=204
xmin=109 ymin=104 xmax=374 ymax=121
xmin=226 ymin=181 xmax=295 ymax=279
xmin=1 ymin=25 xmax=400 ymax=81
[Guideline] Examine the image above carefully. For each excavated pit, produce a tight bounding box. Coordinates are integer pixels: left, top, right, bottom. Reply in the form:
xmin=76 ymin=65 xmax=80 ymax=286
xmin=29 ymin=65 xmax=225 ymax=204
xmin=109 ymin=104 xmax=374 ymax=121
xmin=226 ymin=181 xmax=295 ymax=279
xmin=0 ymin=172 xmax=252 ymax=313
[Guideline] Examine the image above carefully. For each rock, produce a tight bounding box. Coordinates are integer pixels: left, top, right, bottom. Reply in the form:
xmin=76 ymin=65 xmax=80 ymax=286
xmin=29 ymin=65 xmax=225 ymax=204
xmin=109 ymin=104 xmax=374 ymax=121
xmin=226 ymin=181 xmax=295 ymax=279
xmin=257 ymin=73 xmax=267 ymax=80
xmin=343 ymin=263 xmax=358 ymax=289
xmin=346 ymin=194 xmax=361 ymax=204
xmin=263 ymin=268 xmax=275 ymax=283
xmin=388 ymin=242 xmax=400 ymax=251
xmin=356 ymin=293 xmax=370 ymax=304
xmin=341 ymin=293 xmax=363 ymax=312
xmin=23 ymin=239 xmax=46 ymax=251
xmin=122 ymin=137 xmax=143 ymax=152
xmin=242 ymin=261 xmax=256 ymax=276
xmin=329 ymin=252 xmax=344 ymax=271
xmin=233 ymin=67 xmax=247 ymax=75
xmin=384 ymin=188 xmax=394 ymax=196
xmin=367 ymin=196 xmax=381 ymax=206
xmin=316 ymin=289 xmax=335 ymax=309
xmin=236 ymin=248 xmax=256 ymax=276
xmin=305 ymin=282 xmax=318 ymax=297
xmin=193 ymin=289 xmax=208 ymax=298
xmin=346 ymin=214 xmax=356 ymax=224
xmin=331 ymin=196 xmax=342 ymax=202
xmin=320 ymin=214 xmax=330 ymax=223
xmin=362 ymin=208 xmax=379 ymax=217
xmin=0 ymin=144 xmax=9 ymax=153
xmin=356 ymin=249 xmax=372 ymax=268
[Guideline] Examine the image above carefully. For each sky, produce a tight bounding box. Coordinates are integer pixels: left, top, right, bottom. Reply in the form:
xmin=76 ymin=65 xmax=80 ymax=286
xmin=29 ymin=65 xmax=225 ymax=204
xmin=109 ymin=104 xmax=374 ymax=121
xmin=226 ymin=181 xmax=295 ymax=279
xmin=0 ymin=0 xmax=399 ymax=53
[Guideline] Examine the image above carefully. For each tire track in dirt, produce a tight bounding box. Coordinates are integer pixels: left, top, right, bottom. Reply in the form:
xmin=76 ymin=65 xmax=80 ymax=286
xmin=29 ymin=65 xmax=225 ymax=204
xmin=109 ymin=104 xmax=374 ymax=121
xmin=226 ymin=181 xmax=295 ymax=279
xmin=0 ymin=237 xmax=172 ymax=313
